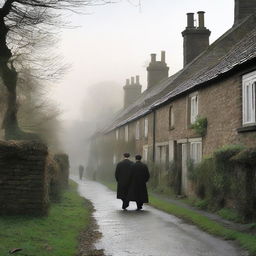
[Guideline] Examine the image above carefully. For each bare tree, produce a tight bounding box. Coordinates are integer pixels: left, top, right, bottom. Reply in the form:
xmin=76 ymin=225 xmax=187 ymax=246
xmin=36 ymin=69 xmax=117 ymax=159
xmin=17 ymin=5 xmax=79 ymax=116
xmin=0 ymin=0 xmax=113 ymax=140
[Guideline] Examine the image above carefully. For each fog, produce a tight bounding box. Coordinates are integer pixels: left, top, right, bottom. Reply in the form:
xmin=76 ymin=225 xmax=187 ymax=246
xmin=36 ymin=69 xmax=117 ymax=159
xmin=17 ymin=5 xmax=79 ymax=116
xmin=52 ymin=0 xmax=234 ymax=169
xmin=60 ymin=81 xmax=122 ymax=171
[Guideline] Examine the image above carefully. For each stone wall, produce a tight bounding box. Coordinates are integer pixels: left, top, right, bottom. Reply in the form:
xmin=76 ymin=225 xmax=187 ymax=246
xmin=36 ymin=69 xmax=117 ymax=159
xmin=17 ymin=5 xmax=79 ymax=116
xmin=54 ymin=154 xmax=70 ymax=189
xmin=0 ymin=140 xmax=49 ymax=216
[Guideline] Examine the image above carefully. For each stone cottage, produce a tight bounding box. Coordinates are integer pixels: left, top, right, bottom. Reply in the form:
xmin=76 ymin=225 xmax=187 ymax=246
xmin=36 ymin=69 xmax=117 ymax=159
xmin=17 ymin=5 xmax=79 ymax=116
xmin=88 ymin=0 xmax=256 ymax=195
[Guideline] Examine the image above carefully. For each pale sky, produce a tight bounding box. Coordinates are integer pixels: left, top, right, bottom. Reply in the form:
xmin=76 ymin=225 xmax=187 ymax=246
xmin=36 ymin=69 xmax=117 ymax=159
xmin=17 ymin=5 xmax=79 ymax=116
xmin=50 ymin=0 xmax=234 ymax=121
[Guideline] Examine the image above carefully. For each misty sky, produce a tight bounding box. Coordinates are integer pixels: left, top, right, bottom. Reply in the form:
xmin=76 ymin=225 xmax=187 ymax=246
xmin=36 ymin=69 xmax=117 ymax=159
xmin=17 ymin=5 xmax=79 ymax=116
xmin=50 ymin=0 xmax=234 ymax=121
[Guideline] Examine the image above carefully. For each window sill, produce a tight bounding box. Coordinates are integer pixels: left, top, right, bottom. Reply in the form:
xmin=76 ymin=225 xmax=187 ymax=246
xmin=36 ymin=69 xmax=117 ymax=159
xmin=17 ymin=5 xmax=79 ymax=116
xmin=237 ymin=125 xmax=256 ymax=133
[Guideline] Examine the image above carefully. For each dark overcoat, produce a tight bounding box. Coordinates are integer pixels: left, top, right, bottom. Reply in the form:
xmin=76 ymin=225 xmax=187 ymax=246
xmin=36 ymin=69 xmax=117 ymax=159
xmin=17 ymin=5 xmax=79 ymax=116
xmin=127 ymin=161 xmax=150 ymax=203
xmin=115 ymin=159 xmax=133 ymax=199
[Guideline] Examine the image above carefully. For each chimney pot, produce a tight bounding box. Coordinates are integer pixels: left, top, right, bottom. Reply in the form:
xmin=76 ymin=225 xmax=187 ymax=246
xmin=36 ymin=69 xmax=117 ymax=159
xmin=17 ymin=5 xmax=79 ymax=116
xmin=197 ymin=11 xmax=205 ymax=28
xmin=151 ymin=53 xmax=156 ymax=63
xmin=126 ymin=79 xmax=130 ymax=86
xmin=187 ymin=13 xmax=195 ymax=28
xmin=182 ymin=11 xmax=211 ymax=66
xmin=136 ymin=75 xmax=140 ymax=84
xmin=161 ymin=51 xmax=166 ymax=63
xmin=131 ymin=77 xmax=135 ymax=85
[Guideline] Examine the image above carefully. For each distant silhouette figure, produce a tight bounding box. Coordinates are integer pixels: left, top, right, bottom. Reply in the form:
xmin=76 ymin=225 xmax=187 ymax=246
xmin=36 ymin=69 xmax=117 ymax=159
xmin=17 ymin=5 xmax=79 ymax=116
xmin=127 ymin=155 xmax=150 ymax=210
xmin=79 ymin=165 xmax=84 ymax=180
xmin=115 ymin=153 xmax=133 ymax=210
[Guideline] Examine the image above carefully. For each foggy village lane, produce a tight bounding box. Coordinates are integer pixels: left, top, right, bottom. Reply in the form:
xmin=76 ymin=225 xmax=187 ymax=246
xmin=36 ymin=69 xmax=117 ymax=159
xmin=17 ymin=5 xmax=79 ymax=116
xmin=75 ymin=178 xmax=247 ymax=256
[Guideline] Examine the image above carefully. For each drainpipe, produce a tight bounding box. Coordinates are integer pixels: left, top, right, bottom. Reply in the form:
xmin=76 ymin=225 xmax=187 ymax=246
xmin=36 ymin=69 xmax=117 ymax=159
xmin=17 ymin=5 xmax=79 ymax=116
xmin=152 ymin=110 xmax=156 ymax=162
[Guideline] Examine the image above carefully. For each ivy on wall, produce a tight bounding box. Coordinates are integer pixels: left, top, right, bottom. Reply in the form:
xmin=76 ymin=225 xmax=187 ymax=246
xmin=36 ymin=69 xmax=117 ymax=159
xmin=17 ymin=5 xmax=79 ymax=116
xmin=190 ymin=116 xmax=208 ymax=136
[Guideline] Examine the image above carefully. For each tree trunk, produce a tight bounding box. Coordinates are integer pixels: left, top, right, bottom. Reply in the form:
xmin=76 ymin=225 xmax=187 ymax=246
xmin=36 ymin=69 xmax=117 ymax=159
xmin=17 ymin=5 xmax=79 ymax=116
xmin=2 ymin=67 xmax=21 ymax=140
xmin=0 ymin=16 xmax=21 ymax=140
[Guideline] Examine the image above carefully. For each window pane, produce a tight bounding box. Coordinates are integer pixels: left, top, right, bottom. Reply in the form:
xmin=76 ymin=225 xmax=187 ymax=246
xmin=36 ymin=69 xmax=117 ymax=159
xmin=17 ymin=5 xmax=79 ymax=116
xmin=169 ymin=106 xmax=174 ymax=129
xmin=252 ymin=83 xmax=255 ymax=122
xmin=190 ymin=142 xmax=202 ymax=164
xmin=190 ymin=96 xmax=198 ymax=123
xmin=242 ymin=72 xmax=256 ymax=125
xmin=144 ymin=118 xmax=148 ymax=137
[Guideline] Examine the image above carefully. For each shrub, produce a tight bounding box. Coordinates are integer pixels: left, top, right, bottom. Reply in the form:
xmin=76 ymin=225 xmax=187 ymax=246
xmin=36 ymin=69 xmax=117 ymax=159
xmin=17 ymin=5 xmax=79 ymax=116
xmin=231 ymin=147 xmax=256 ymax=166
xmin=214 ymin=144 xmax=245 ymax=162
xmin=147 ymin=161 xmax=178 ymax=195
xmin=190 ymin=145 xmax=256 ymax=221
xmin=194 ymin=199 xmax=209 ymax=210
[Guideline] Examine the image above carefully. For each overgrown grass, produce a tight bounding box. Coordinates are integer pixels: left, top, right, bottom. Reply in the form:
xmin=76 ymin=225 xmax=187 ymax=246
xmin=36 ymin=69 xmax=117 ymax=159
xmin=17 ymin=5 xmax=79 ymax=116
xmin=0 ymin=180 xmax=89 ymax=256
xmin=99 ymin=180 xmax=256 ymax=255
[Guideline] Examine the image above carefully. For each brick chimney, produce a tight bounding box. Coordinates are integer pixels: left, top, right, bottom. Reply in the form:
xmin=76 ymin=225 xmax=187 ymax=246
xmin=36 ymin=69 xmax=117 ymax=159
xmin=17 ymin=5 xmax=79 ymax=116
xmin=182 ymin=12 xmax=211 ymax=67
xmin=234 ymin=0 xmax=256 ymax=24
xmin=147 ymin=51 xmax=169 ymax=89
xmin=123 ymin=76 xmax=142 ymax=108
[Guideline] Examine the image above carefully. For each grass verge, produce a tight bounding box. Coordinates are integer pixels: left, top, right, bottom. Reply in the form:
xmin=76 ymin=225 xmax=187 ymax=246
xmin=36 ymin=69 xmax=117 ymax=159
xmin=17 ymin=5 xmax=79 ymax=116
xmin=149 ymin=195 xmax=256 ymax=255
xmin=0 ymin=180 xmax=90 ymax=256
xmin=100 ymin=180 xmax=256 ymax=255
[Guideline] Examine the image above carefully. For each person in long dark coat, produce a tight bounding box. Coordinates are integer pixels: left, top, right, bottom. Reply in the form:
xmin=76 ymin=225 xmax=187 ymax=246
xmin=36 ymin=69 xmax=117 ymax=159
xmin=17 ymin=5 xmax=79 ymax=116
xmin=128 ymin=155 xmax=150 ymax=210
xmin=115 ymin=153 xmax=133 ymax=210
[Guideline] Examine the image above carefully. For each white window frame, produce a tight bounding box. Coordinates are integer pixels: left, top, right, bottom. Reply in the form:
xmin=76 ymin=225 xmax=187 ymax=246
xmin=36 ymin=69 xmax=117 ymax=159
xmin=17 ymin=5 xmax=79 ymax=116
xmin=135 ymin=121 xmax=140 ymax=140
xmin=115 ymin=129 xmax=119 ymax=140
xmin=190 ymin=141 xmax=202 ymax=164
xmin=155 ymin=142 xmax=169 ymax=165
xmin=125 ymin=125 xmax=129 ymax=142
xmin=242 ymin=71 xmax=256 ymax=126
xmin=144 ymin=118 xmax=148 ymax=138
xmin=190 ymin=95 xmax=198 ymax=124
xmin=169 ymin=105 xmax=174 ymax=129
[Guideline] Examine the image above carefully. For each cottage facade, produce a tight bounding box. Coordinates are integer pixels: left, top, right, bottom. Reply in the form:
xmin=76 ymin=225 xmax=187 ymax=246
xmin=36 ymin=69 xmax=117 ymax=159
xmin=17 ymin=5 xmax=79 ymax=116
xmin=88 ymin=0 xmax=256 ymax=195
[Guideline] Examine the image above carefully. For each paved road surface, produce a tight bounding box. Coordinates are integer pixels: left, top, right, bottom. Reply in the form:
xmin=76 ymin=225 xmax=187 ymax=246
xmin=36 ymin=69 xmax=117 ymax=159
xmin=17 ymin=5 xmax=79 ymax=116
xmin=75 ymin=178 xmax=247 ymax=256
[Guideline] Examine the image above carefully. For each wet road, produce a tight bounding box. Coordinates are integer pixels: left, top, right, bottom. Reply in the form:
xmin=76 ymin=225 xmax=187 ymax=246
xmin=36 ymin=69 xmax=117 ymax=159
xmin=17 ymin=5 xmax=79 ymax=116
xmin=75 ymin=178 xmax=246 ymax=256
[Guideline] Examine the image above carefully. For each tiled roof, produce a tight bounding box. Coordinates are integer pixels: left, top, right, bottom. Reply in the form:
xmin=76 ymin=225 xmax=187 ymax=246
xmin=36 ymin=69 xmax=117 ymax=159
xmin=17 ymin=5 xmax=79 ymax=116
xmin=103 ymin=15 xmax=256 ymax=134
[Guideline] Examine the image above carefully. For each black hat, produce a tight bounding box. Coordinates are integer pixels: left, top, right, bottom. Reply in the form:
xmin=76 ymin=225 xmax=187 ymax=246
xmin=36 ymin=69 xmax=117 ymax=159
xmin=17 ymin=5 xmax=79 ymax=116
xmin=135 ymin=155 xmax=142 ymax=160
xmin=123 ymin=153 xmax=130 ymax=158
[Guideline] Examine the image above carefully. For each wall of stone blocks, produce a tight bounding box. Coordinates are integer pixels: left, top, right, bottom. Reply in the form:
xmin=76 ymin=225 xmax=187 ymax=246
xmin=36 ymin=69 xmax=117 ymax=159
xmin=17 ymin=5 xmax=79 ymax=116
xmin=0 ymin=140 xmax=49 ymax=216
xmin=54 ymin=153 xmax=70 ymax=189
xmin=154 ymin=67 xmax=256 ymax=156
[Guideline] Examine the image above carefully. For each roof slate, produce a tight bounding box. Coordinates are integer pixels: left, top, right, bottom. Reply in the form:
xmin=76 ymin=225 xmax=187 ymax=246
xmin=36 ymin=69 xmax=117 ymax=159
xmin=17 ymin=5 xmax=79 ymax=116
xmin=103 ymin=15 xmax=256 ymax=134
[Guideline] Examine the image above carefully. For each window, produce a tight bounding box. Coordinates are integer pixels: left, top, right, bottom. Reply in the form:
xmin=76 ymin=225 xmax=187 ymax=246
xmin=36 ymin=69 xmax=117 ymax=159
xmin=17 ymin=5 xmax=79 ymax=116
xmin=113 ymin=154 xmax=117 ymax=164
xmin=190 ymin=142 xmax=202 ymax=164
xmin=115 ymin=129 xmax=119 ymax=140
xmin=125 ymin=125 xmax=129 ymax=142
xmin=190 ymin=95 xmax=198 ymax=124
xmin=156 ymin=144 xmax=169 ymax=169
xmin=144 ymin=118 xmax=148 ymax=138
xmin=143 ymin=145 xmax=148 ymax=162
xmin=135 ymin=121 xmax=140 ymax=140
xmin=169 ymin=105 xmax=174 ymax=129
xmin=243 ymin=71 xmax=256 ymax=125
